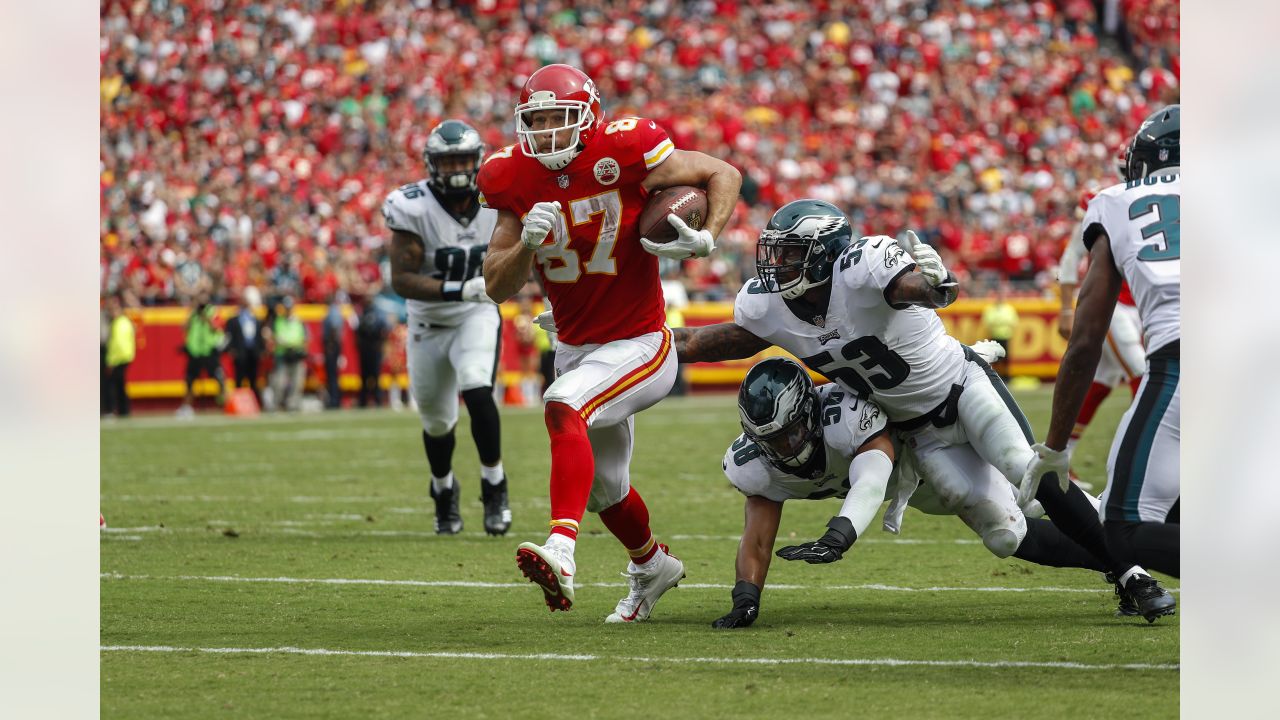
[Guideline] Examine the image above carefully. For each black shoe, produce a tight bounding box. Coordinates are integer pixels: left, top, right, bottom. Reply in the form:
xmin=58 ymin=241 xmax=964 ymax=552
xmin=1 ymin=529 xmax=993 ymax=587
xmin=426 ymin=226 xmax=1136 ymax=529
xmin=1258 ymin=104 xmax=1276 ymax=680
xmin=1104 ymin=572 xmax=1141 ymax=617
xmin=430 ymin=482 xmax=463 ymax=535
xmin=1123 ymin=573 xmax=1176 ymax=623
xmin=480 ymin=478 xmax=512 ymax=536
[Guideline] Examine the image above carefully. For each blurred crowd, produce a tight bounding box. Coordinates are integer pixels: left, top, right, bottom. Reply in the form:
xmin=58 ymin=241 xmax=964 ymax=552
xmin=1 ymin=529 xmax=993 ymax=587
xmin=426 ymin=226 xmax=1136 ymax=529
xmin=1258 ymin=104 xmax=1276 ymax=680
xmin=100 ymin=0 xmax=1179 ymax=309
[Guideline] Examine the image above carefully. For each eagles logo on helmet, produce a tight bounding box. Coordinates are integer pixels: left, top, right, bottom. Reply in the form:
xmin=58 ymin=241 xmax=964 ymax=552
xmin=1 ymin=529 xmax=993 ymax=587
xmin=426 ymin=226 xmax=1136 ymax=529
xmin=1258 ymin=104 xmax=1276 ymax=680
xmin=756 ymin=199 xmax=854 ymax=300
xmin=423 ymin=119 xmax=485 ymax=198
xmin=738 ymin=358 xmax=825 ymax=477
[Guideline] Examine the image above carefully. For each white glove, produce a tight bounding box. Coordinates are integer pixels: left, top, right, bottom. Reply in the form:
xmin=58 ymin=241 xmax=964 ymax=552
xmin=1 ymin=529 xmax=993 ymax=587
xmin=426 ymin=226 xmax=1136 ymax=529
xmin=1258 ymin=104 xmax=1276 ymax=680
xmin=903 ymin=230 xmax=953 ymax=288
xmin=641 ymin=214 xmax=716 ymax=260
xmin=532 ymin=310 xmax=558 ymax=334
xmin=1021 ymin=442 xmax=1071 ymax=508
xmin=970 ymin=339 xmax=1006 ymax=364
xmin=521 ymin=201 xmax=561 ymax=250
xmin=461 ymin=276 xmax=494 ymax=304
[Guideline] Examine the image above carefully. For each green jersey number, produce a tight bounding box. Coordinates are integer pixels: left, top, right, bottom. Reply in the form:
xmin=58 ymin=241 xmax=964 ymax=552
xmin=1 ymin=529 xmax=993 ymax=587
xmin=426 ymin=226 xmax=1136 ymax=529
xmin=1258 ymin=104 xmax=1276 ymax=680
xmin=1129 ymin=194 xmax=1180 ymax=262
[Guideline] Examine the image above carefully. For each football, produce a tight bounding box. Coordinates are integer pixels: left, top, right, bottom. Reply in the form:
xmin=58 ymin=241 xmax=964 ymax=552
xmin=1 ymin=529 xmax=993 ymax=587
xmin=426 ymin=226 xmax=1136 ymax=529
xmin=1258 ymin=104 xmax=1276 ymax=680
xmin=637 ymin=186 xmax=708 ymax=244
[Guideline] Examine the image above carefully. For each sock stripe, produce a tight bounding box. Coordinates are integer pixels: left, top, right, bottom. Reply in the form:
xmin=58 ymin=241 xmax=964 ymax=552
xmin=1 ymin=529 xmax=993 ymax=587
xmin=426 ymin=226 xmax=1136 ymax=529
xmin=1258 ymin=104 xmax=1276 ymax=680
xmin=627 ymin=536 xmax=656 ymax=560
xmin=550 ymin=519 xmax=579 ymax=531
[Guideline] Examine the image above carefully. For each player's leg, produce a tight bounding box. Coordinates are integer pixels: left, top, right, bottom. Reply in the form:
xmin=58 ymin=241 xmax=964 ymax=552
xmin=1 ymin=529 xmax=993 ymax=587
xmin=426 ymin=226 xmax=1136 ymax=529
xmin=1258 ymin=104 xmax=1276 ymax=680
xmin=409 ymin=326 xmax=463 ymax=534
xmin=516 ymin=328 xmax=676 ymax=612
xmin=914 ymin=442 xmax=1027 ymax=558
xmin=1102 ymin=346 xmax=1180 ymax=579
xmin=452 ymin=308 xmax=510 ymax=536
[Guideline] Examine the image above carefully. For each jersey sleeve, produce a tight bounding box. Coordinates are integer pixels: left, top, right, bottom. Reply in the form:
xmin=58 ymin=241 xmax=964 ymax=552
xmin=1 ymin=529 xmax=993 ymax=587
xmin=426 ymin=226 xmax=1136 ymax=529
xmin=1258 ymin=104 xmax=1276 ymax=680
xmin=382 ymin=189 xmax=417 ymax=235
xmin=476 ymin=147 xmax=523 ymax=215
xmin=732 ymin=280 xmax=772 ymax=335
xmin=1080 ymin=193 xmax=1109 ymax=252
xmin=839 ymin=235 xmax=917 ymax=310
xmin=722 ymin=435 xmax=782 ymax=500
xmin=611 ymin=117 xmax=675 ymax=176
xmin=821 ymin=390 xmax=888 ymax=457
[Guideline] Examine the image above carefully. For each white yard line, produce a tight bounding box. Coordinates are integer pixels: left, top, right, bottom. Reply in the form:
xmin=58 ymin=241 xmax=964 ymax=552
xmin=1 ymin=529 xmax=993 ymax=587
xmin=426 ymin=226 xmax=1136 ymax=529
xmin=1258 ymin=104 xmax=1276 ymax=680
xmin=100 ymin=572 xmax=1177 ymax=594
xmin=99 ymin=644 xmax=1177 ymax=671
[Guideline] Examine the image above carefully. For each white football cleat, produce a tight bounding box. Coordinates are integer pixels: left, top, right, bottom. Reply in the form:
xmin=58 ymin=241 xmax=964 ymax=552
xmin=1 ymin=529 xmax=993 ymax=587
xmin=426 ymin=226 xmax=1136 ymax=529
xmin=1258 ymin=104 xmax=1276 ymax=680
xmin=606 ymin=544 xmax=685 ymax=623
xmin=516 ymin=540 xmax=576 ymax=612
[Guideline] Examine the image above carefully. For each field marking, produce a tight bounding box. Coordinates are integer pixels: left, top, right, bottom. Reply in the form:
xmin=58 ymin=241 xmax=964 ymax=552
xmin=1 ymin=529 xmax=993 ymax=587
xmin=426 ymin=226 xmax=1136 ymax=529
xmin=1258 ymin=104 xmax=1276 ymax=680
xmin=99 ymin=644 xmax=1177 ymax=672
xmin=101 ymin=572 xmax=1176 ymax=594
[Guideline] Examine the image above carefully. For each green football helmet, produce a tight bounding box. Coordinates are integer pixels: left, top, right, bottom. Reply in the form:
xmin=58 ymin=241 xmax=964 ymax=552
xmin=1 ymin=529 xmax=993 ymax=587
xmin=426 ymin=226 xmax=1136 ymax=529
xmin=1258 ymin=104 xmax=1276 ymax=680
xmin=755 ymin=199 xmax=853 ymax=300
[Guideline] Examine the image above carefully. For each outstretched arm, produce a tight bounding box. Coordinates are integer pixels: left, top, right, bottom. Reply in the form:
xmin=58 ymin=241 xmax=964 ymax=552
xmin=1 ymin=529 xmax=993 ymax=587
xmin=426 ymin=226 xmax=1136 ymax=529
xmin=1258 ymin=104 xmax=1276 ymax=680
xmin=712 ymin=495 xmax=782 ymax=629
xmin=886 ymin=270 xmax=959 ymax=309
xmin=671 ymin=322 xmax=771 ymax=363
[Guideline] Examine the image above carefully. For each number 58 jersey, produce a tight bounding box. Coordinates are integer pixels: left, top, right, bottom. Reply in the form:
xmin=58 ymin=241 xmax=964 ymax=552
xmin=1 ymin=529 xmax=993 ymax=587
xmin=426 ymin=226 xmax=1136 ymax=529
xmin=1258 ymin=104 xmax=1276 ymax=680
xmin=382 ymin=181 xmax=499 ymax=328
xmin=734 ymin=235 xmax=969 ymax=423
xmin=1082 ymin=173 xmax=1181 ymax=354
xmin=477 ymin=117 xmax=674 ymax=346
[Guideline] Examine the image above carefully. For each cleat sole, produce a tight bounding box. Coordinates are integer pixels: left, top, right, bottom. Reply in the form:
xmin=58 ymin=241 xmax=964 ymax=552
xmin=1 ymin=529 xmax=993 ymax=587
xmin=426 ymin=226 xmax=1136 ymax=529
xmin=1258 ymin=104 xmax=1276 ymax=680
xmin=516 ymin=548 xmax=573 ymax=612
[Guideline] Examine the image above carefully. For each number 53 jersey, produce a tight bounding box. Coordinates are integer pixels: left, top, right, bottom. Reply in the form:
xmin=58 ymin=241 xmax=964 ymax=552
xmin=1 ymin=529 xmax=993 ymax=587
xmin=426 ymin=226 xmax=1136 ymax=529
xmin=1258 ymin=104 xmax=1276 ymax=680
xmin=477 ymin=117 xmax=674 ymax=346
xmin=382 ymin=182 xmax=499 ymax=328
xmin=734 ymin=235 xmax=969 ymax=423
xmin=1082 ymin=173 xmax=1180 ymax=355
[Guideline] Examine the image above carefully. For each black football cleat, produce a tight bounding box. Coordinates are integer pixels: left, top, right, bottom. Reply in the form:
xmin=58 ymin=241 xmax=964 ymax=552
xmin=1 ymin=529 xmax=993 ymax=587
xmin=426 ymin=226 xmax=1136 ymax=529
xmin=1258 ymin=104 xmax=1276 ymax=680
xmin=430 ymin=483 xmax=463 ymax=535
xmin=1104 ymin=572 xmax=1142 ymax=617
xmin=480 ymin=478 xmax=512 ymax=536
xmin=1123 ymin=573 xmax=1176 ymax=623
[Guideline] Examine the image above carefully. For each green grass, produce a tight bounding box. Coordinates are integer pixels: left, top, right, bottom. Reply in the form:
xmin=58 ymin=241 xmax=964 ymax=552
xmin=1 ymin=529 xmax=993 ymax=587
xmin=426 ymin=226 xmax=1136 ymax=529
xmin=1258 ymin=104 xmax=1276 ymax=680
xmin=101 ymin=388 xmax=1177 ymax=719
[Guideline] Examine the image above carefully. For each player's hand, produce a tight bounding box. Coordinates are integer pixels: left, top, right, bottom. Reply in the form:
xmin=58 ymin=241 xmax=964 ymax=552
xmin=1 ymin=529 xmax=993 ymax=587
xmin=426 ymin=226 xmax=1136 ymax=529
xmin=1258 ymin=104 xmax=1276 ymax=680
xmin=1057 ymin=310 xmax=1074 ymax=340
xmin=641 ymin=214 xmax=716 ymax=260
xmin=521 ymin=201 xmax=561 ymax=250
xmin=776 ymin=516 xmax=856 ymax=564
xmin=970 ymin=339 xmax=1006 ymax=364
xmin=532 ymin=310 xmax=558 ymax=334
xmin=903 ymin=230 xmax=954 ymax=288
xmin=1022 ymin=443 xmax=1071 ymax=505
xmin=461 ymin=276 xmax=494 ymax=304
xmin=711 ymin=581 xmax=761 ymax=629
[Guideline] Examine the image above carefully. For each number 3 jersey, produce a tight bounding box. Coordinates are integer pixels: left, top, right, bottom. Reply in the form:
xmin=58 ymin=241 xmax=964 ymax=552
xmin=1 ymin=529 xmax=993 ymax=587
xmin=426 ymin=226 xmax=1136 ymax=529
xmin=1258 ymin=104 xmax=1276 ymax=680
xmin=476 ymin=117 xmax=673 ymax=346
xmin=382 ymin=182 xmax=499 ymax=328
xmin=733 ymin=236 xmax=969 ymax=422
xmin=1082 ymin=173 xmax=1181 ymax=354
xmin=723 ymin=384 xmax=889 ymax=502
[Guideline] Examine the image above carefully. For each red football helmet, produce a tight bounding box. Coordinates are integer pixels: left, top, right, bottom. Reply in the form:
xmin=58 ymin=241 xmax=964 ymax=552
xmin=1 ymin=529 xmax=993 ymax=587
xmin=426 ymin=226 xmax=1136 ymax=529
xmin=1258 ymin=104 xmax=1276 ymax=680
xmin=515 ymin=64 xmax=604 ymax=170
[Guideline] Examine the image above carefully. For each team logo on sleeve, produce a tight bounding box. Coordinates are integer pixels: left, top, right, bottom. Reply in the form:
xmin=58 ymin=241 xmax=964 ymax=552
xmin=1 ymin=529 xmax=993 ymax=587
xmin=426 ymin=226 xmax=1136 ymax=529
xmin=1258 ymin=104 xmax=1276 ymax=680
xmin=885 ymin=245 xmax=905 ymax=269
xmin=594 ymin=157 xmax=620 ymax=185
xmin=859 ymin=403 xmax=881 ymax=432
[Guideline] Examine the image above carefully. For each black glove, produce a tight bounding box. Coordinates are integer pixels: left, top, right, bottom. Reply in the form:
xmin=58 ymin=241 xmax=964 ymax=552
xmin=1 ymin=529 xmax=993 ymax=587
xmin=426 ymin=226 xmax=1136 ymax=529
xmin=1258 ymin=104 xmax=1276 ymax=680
xmin=776 ymin=516 xmax=857 ymax=564
xmin=711 ymin=581 xmax=761 ymax=629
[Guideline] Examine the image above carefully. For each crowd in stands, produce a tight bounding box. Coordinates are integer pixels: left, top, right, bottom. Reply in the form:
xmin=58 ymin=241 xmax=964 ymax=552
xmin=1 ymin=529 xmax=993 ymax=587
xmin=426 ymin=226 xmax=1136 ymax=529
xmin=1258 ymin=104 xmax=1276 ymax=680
xmin=100 ymin=0 xmax=1179 ymax=308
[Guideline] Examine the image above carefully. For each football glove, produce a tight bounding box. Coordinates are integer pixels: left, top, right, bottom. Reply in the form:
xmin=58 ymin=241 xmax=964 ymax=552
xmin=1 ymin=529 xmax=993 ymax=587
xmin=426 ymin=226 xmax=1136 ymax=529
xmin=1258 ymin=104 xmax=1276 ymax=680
xmin=970 ymin=339 xmax=1006 ymax=364
xmin=641 ymin=214 xmax=716 ymax=260
xmin=521 ymin=201 xmax=561 ymax=250
xmin=776 ymin=516 xmax=857 ymax=564
xmin=903 ymin=230 xmax=955 ymax=289
xmin=532 ymin=310 xmax=558 ymax=334
xmin=461 ymin=276 xmax=494 ymax=304
xmin=711 ymin=581 xmax=760 ymax=629
xmin=1022 ymin=442 xmax=1071 ymax=505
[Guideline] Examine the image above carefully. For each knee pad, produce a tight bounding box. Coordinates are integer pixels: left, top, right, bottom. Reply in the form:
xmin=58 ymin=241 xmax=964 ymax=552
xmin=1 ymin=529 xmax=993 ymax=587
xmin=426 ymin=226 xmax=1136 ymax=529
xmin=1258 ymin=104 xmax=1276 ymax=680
xmin=983 ymin=528 xmax=1021 ymax=558
xmin=968 ymin=499 xmax=1026 ymax=558
xmin=422 ymin=414 xmax=454 ymax=437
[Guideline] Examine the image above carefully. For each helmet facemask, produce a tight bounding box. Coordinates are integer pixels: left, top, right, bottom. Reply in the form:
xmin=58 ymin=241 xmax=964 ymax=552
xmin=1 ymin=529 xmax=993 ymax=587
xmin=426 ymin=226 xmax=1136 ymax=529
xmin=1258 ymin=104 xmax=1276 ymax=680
xmin=426 ymin=151 xmax=483 ymax=197
xmin=757 ymin=231 xmax=833 ymax=300
xmin=516 ymin=101 xmax=595 ymax=171
xmin=739 ymin=367 xmax=824 ymax=474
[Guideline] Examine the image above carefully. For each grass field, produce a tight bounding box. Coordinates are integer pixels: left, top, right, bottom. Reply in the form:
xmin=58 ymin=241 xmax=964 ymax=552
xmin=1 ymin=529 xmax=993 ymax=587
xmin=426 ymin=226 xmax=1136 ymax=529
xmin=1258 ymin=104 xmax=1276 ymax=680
xmin=101 ymin=387 xmax=1178 ymax=719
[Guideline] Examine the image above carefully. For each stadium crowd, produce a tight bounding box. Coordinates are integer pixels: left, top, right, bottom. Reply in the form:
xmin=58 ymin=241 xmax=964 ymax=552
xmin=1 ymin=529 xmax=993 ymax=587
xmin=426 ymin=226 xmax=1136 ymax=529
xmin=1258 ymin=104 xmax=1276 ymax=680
xmin=100 ymin=0 xmax=1179 ymax=307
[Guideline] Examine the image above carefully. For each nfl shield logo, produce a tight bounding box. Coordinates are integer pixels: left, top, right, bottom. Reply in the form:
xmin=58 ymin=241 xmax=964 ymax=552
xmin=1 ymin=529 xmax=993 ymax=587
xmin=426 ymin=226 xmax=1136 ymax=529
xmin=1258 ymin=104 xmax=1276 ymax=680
xmin=557 ymin=174 xmax=570 ymax=189
xmin=1158 ymin=149 xmax=1169 ymax=162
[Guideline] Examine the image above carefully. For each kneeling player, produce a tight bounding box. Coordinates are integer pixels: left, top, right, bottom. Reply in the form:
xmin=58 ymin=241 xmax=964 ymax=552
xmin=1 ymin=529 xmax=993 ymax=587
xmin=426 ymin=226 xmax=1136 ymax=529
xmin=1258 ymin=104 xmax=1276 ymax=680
xmin=711 ymin=357 xmax=1133 ymax=629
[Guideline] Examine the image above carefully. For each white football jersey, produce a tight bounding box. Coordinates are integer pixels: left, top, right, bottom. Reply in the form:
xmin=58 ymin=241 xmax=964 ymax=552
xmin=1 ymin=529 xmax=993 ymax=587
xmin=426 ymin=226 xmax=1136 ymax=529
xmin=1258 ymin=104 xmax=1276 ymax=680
xmin=734 ymin=236 xmax=969 ymax=421
xmin=1082 ymin=172 xmax=1181 ymax=354
xmin=382 ymin=181 xmax=498 ymax=327
xmin=723 ymin=384 xmax=889 ymax=502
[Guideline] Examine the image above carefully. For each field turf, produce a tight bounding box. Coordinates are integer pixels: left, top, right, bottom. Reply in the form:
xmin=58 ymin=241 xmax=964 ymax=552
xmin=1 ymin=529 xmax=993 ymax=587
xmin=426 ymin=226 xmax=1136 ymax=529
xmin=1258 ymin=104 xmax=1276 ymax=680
xmin=101 ymin=388 xmax=1177 ymax=719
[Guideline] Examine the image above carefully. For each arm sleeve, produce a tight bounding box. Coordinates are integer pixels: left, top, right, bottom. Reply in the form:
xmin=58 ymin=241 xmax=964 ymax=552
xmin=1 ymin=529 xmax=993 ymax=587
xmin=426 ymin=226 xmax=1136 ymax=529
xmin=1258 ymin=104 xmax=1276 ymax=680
xmin=1080 ymin=195 xmax=1108 ymax=253
xmin=612 ymin=117 xmax=674 ymax=178
xmin=835 ymin=448 xmax=894 ymax=537
xmin=476 ymin=151 xmax=523 ymax=215
xmin=1058 ymin=228 xmax=1086 ymax=285
xmin=841 ymin=236 xmax=917 ymax=311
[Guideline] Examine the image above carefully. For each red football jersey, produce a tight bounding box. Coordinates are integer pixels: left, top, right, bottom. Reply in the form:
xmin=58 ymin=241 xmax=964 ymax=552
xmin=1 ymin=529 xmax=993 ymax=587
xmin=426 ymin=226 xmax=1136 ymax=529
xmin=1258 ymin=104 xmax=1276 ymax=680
xmin=478 ymin=117 xmax=674 ymax=346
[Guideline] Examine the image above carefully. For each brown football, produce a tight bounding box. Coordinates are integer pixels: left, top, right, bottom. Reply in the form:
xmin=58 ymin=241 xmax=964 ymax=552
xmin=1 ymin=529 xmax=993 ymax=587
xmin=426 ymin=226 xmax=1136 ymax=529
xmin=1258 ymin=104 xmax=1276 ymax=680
xmin=637 ymin=186 xmax=708 ymax=244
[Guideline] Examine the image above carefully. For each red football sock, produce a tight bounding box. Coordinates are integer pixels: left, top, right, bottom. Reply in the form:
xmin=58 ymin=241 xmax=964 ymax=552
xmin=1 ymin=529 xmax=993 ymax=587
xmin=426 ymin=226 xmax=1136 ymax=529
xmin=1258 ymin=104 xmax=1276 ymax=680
xmin=545 ymin=402 xmax=594 ymax=542
xmin=598 ymin=487 xmax=658 ymax=564
xmin=1071 ymin=382 xmax=1113 ymax=442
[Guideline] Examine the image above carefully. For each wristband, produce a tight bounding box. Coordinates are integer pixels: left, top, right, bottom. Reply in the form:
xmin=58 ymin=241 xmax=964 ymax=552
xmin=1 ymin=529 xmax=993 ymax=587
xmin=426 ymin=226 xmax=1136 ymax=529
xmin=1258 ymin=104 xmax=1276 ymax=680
xmin=731 ymin=580 xmax=761 ymax=609
xmin=442 ymin=281 xmax=463 ymax=302
xmin=821 ymin=515 xmax=858 ymax=550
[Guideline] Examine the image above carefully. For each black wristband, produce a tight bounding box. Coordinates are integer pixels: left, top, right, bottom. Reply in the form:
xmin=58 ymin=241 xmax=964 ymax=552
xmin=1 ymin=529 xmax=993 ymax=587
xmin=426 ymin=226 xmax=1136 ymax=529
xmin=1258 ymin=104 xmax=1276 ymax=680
xmin=821 ymin=516 xmax=858 ymax=550
xmin=731 ymin=580 xmax=761 ymax=609
xmin=441 ymin=281 xmax=463 ymax=302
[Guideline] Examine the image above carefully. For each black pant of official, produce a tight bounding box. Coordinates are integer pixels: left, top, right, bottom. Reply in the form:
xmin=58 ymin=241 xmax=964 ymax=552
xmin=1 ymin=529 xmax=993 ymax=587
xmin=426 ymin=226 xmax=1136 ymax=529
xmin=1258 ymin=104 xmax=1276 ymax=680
xmin=233 ymin=353 xmax=262 ymax=405
xmin=105 ymin=363 xmax=130 ymax=417
xmin=323 ymin=348 xmax=342 ymax=409
xmin=358 ymin=348 xmax=383 ymax=407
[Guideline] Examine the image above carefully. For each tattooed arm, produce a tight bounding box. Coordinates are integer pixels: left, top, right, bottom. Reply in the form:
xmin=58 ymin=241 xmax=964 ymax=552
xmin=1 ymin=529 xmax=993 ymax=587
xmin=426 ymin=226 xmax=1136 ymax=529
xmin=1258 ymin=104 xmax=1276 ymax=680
xmin=885 ymin=270 xmax=959 ymax=310
xmin=389 ymin=229 xmax=447 ymax=301
xmin=672 ymin=322 xmax=772 ymax=363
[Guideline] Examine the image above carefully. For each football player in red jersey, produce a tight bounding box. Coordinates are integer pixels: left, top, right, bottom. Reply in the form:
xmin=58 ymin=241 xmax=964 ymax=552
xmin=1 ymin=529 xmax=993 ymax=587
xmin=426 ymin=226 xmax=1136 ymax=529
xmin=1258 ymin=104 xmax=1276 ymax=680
xmin=481 ymin=64 xmax=742 ymax=621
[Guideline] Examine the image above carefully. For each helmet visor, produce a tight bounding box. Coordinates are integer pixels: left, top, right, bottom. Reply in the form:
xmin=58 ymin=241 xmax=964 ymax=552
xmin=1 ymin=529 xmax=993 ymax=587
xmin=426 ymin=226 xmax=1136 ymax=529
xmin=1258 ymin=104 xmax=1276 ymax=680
xmin=756 ymin=235 xmax=815 ymax=294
